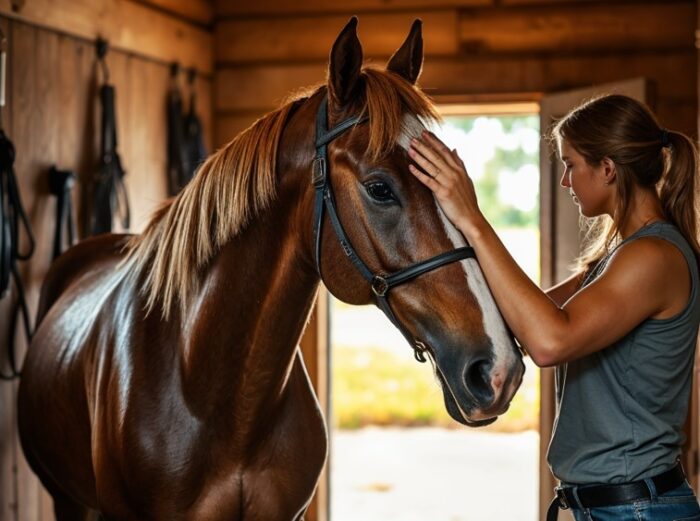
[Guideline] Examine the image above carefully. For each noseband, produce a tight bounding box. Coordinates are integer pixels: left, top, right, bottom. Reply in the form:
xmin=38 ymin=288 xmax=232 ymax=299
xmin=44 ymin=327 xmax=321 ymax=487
xmin=312 ymin=95 xmax=477 ymax=363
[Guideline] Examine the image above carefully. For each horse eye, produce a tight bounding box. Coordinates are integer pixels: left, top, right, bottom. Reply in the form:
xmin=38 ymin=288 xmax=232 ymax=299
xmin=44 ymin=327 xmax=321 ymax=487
xmin=365 ymin=181 xmax=396 ymax=203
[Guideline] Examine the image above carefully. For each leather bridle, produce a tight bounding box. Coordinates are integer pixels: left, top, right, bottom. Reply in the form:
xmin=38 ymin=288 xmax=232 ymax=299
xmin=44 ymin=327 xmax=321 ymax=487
xmin=312 ymin=95 xmax=477 ymax=362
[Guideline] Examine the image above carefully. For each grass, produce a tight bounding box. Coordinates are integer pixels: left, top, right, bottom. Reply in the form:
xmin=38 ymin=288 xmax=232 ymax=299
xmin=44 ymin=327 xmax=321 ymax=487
xmin=332 ymin=345 xmax=539 ymax=432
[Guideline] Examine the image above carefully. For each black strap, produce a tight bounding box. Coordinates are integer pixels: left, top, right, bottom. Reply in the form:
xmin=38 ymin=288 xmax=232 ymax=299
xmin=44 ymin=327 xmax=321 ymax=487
xmin=167 ymin=65 xmax=207 ymax=196
xmin=546 ymin=462 xmax=686 ymax=520
xmin=89 ymin=83 xmax=130 ymax=235
xmin=0 ymin=129 xmax=34 ymax=380
xmin=167 ymin=69 xmax=188 ymax=196
xmin=184 ymin=69 xmax=206 ymax=181
xmin=49 ymin=167 xmax=76 ymax=260
xmin=385 ymin=247 xmax=476 ymax=288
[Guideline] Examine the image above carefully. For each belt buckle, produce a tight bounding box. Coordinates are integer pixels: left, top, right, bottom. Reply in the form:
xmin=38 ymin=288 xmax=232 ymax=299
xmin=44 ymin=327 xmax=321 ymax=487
xmin=555 ymin=486 xmax=570 ymax=510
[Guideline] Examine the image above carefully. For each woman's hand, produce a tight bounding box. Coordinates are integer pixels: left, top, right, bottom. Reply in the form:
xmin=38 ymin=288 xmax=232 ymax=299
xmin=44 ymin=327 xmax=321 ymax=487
xmin=408 ymin=131 xmax=485 ymax=238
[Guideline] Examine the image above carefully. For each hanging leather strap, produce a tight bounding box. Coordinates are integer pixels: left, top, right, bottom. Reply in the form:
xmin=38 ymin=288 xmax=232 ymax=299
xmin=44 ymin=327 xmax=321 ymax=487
xmin=167 ymin=66 xmax=206 ymax=196
xmin=183 ymin=68 xmax=206 ymax=184
xmin=89 ymin=83 xmax=130 ymax=235
xmin=49 ymin=166 xmax=76 ymax=260
xmin=0 ymin=129 xmax=34 ymax=380
xmin=167 ymin=64 xmax=188 ymax=196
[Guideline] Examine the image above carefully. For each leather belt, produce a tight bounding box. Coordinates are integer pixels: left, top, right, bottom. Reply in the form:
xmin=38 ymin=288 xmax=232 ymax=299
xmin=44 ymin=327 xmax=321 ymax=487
xmin=546 ymin=462 xmax=686 ymax=520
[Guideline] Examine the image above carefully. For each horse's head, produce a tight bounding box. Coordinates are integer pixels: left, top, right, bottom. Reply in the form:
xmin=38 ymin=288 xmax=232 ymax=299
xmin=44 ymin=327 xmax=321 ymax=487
xmin=312 ymin=18 xmax=524 ymax=426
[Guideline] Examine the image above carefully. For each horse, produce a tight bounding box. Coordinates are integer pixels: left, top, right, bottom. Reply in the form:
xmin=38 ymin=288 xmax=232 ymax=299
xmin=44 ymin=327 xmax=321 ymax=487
xmin=17 ymin=18 xmax=525 ymax=521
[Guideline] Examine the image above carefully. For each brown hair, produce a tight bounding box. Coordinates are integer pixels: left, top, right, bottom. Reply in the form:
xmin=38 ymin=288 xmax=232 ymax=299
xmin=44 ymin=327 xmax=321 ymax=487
xmin=125 ymin=66 xmax=439 ymax=319
xmin=550 ymin=94 xmax=700 ymax=274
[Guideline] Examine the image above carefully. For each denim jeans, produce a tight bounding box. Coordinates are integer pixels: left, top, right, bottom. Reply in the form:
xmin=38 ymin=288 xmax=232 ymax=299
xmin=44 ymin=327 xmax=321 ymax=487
xmin=568 ymin=480 xmax=700 ymax=521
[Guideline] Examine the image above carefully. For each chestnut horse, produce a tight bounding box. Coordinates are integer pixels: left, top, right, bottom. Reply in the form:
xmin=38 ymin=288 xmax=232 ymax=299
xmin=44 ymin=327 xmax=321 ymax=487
xmin=18 ymin=18 xmax=524 ymax=521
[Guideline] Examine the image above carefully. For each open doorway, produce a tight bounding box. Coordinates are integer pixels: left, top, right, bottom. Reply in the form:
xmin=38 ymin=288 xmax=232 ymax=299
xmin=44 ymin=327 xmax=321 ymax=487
xmin=329 ymin=104 xmax=541 ymax=521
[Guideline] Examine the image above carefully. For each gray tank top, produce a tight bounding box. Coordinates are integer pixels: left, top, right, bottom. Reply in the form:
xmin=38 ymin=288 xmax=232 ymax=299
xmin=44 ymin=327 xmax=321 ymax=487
xmin=547 ymin=222 xmax=700 ymax=484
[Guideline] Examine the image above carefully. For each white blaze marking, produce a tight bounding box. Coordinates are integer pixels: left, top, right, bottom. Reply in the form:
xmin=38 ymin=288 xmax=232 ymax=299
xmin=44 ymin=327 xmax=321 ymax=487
xmin=398 ymin=113 xmax=428 ymax=151
xmin=399 ymin=112 xmax=516 ymax=368
xmin=435 ymin=203 xmax=517 ymax=367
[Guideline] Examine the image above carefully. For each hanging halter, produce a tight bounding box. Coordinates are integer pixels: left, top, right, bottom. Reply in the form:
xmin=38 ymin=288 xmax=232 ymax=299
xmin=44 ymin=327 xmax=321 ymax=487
xmin=312 ymin=95 xmax=477 ymax=362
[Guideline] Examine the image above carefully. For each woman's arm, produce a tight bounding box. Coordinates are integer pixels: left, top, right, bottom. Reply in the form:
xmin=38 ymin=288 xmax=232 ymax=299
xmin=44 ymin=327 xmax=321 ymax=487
xmin=546 ymin=272 xmax=585 ymax=307
xmin=408 ymin=131 xmax=673 ymax=367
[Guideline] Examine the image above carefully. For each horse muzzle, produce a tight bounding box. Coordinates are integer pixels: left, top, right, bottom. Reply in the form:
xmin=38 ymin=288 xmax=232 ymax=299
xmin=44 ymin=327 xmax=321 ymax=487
xmin=434 ymin=348 xmax=525 ymax=426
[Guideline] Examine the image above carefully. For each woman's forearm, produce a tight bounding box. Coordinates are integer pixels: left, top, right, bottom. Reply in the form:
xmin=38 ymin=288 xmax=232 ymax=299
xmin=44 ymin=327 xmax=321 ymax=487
xmin=463 ymin=215 xmax=570 ymax=366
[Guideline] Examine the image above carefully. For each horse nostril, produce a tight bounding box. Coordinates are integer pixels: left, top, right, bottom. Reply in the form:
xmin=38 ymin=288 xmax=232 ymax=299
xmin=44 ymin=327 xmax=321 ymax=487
xmin=464 ymin=357 xmax=494 ymax=407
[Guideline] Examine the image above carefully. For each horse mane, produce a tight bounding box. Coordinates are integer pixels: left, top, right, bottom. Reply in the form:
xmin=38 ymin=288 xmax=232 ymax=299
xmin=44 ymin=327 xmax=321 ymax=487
xmin=126 ymin=66 xmax=440 ymax=319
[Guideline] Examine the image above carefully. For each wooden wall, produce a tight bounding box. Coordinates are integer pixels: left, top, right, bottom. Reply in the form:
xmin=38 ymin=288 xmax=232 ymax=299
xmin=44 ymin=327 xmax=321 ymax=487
xmin=0 ymin=0 xmax=696 ymax=519
xmin=214 ymin=0 xmax=697 ymax=148
xmin=0 ymin=2 xmax=213 ymax=519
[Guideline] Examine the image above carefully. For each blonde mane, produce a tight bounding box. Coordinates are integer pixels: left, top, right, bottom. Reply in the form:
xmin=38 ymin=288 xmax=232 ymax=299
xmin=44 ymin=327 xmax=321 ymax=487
xmin=126 ymin=67 xmax=440 ymax=319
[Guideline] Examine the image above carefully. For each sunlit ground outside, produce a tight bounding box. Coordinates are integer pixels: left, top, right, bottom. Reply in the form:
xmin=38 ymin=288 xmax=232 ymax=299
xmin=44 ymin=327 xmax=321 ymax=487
xmin=330 ymin=114 xmax=541 ymax=521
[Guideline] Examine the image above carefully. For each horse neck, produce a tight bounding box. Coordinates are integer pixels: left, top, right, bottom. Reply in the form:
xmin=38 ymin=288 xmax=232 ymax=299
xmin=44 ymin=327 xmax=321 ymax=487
xmin=179 ymin=106 xmax=320 ymax=437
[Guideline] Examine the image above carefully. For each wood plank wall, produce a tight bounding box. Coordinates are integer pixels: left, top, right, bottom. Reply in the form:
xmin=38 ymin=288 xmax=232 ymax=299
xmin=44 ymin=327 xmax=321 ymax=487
xmin=214 ymin=0 xmax=697 ymax=148
xmin=0 ymin=2 xmax=213 ymax=519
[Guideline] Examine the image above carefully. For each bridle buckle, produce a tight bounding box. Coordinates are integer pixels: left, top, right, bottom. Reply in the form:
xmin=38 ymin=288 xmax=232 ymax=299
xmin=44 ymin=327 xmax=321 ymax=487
xmin=371 ymin=275 xmax=389 ymax=297
xmin=312 ymin=157 xmax=326 ymax=187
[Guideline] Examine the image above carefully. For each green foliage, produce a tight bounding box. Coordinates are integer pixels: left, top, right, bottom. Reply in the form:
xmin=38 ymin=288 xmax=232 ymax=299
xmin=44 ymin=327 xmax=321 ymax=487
xmin=332 ymin=346 xmax=539 ymax=432
xmin=446 ymin=114 xmax=540 ymax=228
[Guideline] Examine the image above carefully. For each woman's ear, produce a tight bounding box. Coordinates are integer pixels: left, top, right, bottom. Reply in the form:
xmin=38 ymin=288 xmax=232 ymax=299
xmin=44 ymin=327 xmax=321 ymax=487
xmin=602 ymin=157 xmax=617 ymax=185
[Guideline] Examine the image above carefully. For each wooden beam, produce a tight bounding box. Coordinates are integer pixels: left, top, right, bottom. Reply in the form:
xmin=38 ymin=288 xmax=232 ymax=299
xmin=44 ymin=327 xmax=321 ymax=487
xmin=422 ymin=53 xmax=696 ymax=135
xmin=215 ymin=11 xmax=459 ymax=64
xmin=502 ymin=0 xmax=689 ymax=4
xmin=215 ymin=50 xmax=695 ymax=110
xmin=216 ymin=0 xmax=490 ymax=17
xmin=421 ymin=53 xmax=695 ymax=100
xmin=132 ymin=0 xmax=213 ymax=25
xmin=215 ymin=64 xmax=325 ymax=112
xmin=459 ymin=3 xmax=694 ymax=53
xmin=0 ymin=0 xmax=213 ymax=74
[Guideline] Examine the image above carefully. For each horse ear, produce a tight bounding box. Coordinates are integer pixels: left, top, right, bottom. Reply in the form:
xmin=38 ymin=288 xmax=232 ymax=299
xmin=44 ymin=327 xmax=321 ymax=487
xmin=386 ymin=19 xmax=423 ymax=85
xmin=328 ymin=17 xmax=363 ymax=107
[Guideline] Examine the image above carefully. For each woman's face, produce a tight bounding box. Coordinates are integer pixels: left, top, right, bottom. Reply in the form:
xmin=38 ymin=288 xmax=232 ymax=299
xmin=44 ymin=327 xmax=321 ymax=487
xmin=559 ymin=139 xmax=612 ymax=217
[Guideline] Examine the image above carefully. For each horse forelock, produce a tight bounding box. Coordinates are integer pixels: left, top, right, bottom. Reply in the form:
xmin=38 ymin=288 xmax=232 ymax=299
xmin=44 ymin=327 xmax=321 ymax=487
xmin=125 ymin=67 xmax=440 ymax=320
xmin=361 ymin=67 xmax=440 ymax=160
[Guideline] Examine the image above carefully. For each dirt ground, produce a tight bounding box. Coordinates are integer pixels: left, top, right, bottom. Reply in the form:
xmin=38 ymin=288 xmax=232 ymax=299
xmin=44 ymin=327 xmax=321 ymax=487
xmin=330 ymin=427 xmax=539 ymax=521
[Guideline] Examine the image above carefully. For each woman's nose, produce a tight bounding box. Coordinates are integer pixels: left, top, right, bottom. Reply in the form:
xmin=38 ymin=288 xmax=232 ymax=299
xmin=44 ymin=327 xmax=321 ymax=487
xmin=560 ymin=170 xmax=570 ymax=188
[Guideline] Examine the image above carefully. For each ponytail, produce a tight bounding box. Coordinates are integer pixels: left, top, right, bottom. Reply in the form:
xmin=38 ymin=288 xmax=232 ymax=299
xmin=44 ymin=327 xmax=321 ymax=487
xmin=660 ymin=131 xmax=700 ymax=258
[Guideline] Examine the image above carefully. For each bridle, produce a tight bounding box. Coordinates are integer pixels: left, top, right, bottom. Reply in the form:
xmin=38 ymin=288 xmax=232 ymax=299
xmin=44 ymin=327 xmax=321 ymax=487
xmin=312 ymin=95 xmax=477 ymax=363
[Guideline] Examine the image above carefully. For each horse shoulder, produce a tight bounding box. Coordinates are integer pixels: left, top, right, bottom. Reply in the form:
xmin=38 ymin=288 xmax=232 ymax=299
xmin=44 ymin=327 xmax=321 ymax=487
xmin=240 ymin=349 xmax=328 ymax=521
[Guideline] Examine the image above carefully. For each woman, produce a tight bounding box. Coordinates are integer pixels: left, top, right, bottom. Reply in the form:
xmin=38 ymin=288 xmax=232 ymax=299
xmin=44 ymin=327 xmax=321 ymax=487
xmin=408 ymin=94 xmax=700 ymax=521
